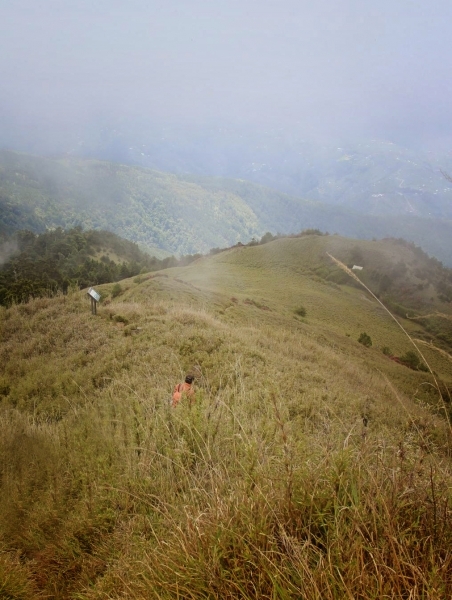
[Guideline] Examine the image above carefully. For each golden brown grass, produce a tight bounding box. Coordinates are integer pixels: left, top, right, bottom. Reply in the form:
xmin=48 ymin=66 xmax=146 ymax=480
xmin=413 ymin=338 xmax=452 ymax=363
xmin=1 ymin=244 xmax=452 ymax=598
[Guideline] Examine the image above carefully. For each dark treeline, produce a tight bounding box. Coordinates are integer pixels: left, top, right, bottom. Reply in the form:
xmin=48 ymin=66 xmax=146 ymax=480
xmin=0 ymin=227 xmax=201 ymax=307
xmin=209 ymin=228 xmax=329 ymax=255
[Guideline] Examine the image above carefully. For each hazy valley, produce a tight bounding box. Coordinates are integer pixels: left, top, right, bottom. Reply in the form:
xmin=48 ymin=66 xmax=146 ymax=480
xmin=2 ymin=148 xmax=452 ymax=264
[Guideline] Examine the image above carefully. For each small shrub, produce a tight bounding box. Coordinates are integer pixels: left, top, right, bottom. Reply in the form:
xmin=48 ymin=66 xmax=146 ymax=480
xmin=260 ymin=232 xmax=276 ymax=244
xmin=113 ymin=314 xmax=128 ymax=325
xmin=399 ymin=350 xmax=427 ymax=371
xmin=111 ymin=283 xmax=122 ymax=298
xmin=358 ymin=332 xmax=372 ymax=347
xmin=382 ymin=346 xmax=392 ymax=356
xmin=298 ymin=228 xmax=327 ymax=236
xmin=294 ymin=306 xmax=306 ymax=317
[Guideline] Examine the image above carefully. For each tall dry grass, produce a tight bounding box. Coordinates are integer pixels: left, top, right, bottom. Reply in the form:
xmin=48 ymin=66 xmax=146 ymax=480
xmin=3 ymin=386 xmax=451 ymax=599
xmin=1 ymin=278 xmax=452 ymax=598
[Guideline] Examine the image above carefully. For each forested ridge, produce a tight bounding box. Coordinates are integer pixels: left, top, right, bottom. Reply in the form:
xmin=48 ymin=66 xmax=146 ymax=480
xmin=0 ymin=228 xmax=200 ymax=307
xmin=2 ymin=150 xmax=452 ymax=264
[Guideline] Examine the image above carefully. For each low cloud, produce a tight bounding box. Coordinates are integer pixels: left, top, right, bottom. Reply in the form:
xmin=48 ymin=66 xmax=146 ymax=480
xmin=1 ymin=1 xmax=452 ymax=155
xmin=0 ymin=239 xmax=19 ymax=266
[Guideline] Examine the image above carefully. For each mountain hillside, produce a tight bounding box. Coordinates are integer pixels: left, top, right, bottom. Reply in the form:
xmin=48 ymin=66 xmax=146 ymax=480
xmin=220 ymin=138 xmax=452 ymax=219
xmin=180 ymin=234 xmax=452 ymax=356
xmin=2 ymin=150 xmax=452 ymax=265
xmin=1 ymin=235 xmax=452 ymax=598
xmin=0 ymin=150 xmax=266 ymax=255
xmin=82 ymin=128 xmax=452 ymax=218
xmin=0 ymin=228 xmax=185 ymax=306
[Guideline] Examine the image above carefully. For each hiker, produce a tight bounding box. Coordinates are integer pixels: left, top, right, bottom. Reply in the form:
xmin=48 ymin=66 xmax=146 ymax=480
xmin=172 ymin=374 xmax=195 ymax=407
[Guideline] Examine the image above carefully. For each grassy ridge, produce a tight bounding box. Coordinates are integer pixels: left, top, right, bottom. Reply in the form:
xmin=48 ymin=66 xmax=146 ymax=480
xmin=183 ymin=235 xmax=452 ymax=356
xmin=1 ymin=237 xmax=452 ymax=598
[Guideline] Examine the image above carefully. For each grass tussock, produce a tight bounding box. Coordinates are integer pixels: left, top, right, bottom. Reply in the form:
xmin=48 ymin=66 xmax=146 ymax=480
xmin=2 ymin=388 xmax=451 ymax=599
xmin=1 ymin=244 xmax=452 ymax=598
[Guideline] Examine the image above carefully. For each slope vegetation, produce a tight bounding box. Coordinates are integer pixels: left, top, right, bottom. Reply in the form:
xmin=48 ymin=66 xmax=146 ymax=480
xmin=2 ymin=150 xmax=452 ymax=264
xmin=0 ymin=150 xmax=265 ymax=255
xmin=1 ymin=236 xmax=452 ymax=598
xmin=0 ymin=227 xmax=193 ymax=307
xmin=87 ymin=129 xmax=452 ymax=218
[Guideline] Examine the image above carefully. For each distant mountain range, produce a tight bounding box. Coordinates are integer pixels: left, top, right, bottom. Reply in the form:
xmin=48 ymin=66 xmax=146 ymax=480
xmin=76 ymin=127 xmax=452 ymax=219
xmin=1 ymin=149 xmax=452 ymax=265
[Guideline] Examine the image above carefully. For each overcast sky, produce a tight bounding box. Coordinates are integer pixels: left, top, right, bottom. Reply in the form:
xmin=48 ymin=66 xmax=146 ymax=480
xmin=1 ymin=0 xmax=452 ymax=152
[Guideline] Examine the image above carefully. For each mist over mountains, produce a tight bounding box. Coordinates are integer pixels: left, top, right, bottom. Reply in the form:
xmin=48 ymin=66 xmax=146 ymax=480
xmin=6 ymin=113 xmax=452 ymax=226
xmin=5 ymin=121 xmax=452 ymax=219
xmin=2 ymin=0 xmax=452 ymax=265
xmin=1 ymin=147 xmax=452 ymax=265
xmin=73 ymin=125 xmax=452 ymax=218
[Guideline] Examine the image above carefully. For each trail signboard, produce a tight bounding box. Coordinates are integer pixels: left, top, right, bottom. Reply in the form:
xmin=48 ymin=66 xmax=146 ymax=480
xmin=87 ymin=287 xmax=101 ymax=314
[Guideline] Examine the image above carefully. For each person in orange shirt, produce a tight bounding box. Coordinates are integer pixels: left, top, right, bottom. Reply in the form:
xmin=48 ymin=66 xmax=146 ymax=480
xmin=172 ymin=374 xmax=195 ymax=407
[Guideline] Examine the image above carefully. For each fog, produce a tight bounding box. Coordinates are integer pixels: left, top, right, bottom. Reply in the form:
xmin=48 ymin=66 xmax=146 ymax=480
xmin=1 ymin=0 xmax=452 ymax=159
xmin=0 ymin=239 xmax=19 ymax=266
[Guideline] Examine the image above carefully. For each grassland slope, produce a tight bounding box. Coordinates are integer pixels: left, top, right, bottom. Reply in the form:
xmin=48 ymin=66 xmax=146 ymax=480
xmin=190 ymin=234 xmax=452 ymax=355
xmin=1 ymin=237 xmax=452 ymax=598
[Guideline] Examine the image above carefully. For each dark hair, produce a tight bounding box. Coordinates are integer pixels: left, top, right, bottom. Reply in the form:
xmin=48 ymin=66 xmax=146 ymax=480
xmin=185 ymin=375 xmax=194 ymax=384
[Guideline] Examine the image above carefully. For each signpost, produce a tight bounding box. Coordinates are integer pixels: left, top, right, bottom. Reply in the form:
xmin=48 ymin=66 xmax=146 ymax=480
xmin=87 ymin=287 xmax=101 ymax=315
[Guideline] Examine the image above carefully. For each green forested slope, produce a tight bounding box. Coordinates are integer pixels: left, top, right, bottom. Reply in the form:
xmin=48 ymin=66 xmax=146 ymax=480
xmin=1 ymin=149 xmax=452 ymax=264
xmin=0 ymin=228 xmax=188 ymax=306
xmin=0 ymin=151 xmax=263 ymax=254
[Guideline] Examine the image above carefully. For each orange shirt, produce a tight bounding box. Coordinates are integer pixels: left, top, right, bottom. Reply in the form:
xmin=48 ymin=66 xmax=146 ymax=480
xmin=172 ymin=382 xmax=194 ymax=407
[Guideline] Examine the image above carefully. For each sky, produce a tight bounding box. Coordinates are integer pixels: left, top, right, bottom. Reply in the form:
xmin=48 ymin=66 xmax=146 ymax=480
xmin=1 ymin=0 xmax=452 ymax=154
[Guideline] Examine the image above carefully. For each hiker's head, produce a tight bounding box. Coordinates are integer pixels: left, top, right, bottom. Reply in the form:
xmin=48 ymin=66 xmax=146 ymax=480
xmin=185 ymin=375 xmax=194 ymax=384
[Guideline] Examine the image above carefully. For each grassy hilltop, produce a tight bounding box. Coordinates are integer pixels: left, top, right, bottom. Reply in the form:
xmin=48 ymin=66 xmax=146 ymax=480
xmin=1 ymin=235 xmax=452 ymax=598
